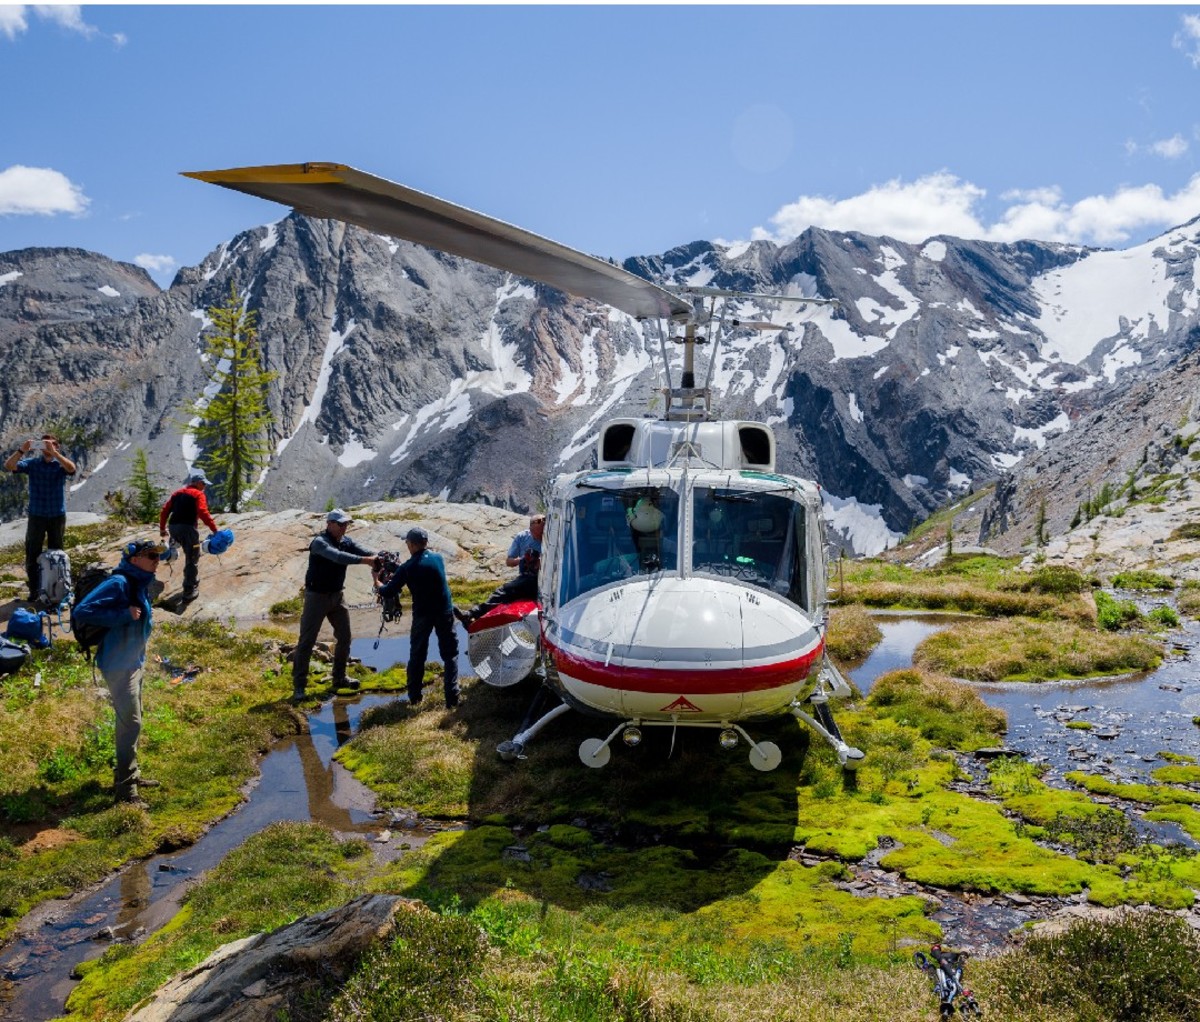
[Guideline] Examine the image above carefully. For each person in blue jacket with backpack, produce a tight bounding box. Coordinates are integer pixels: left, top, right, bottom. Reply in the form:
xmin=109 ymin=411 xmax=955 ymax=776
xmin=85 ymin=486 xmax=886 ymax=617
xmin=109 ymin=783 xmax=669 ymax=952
xmin=72 ymin=538 xmax=164 ymax=807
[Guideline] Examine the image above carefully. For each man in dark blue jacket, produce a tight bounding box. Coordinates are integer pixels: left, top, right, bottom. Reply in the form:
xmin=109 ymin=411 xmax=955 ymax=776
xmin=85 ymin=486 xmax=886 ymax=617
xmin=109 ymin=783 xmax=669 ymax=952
xmin=291 ymin=509 xmax=378 ymax=702
xmin=72 ymin=538 xmax=164 ymax=807
xmin=377 ymin=527 xmax=459 ymax=708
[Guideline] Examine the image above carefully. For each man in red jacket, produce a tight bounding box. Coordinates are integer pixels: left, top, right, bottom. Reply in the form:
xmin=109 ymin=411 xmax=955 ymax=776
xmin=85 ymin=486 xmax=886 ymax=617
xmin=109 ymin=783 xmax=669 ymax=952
xmin=159 ymin=470 xmax=219 ymax=600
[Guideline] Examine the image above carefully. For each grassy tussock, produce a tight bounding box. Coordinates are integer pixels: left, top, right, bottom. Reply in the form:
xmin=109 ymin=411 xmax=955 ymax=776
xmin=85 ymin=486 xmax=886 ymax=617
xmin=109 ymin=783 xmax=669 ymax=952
xmin=824 ymin=604 xmax=883 ymax=665
xmin=913 ymin=618 xmax=1162 ymax=682
xmin=867 ymin=668 xmax=1007 ymax=749
xmin=837 ymin=556 xmax=1098 ymax=623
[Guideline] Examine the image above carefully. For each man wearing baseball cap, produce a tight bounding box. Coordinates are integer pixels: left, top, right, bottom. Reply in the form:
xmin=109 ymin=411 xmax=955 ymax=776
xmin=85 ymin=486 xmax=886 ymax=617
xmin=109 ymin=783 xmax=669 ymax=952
xmin=72 ymin=538 xmax=166 ymax=807
xmin=159 ymin=470 xmax=220 ymax=601
xmin=375 ymin=525 xmax=459 ymax=708
xmin=291 ymin=509 xmax=377 ymax=703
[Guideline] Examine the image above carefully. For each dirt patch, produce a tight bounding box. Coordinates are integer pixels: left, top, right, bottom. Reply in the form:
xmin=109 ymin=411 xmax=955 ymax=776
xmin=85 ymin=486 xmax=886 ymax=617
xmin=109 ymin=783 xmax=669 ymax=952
xmin=19 ymin=827 xmax=82 ymax=857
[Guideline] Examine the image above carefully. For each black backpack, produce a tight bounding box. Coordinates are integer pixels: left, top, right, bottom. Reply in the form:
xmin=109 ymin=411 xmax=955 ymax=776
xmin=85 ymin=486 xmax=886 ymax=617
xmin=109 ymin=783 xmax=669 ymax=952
xmin=70 ymin=566 xmax=122 ymax=660
xmin=0 ymin=637 xmax=28 ymax=676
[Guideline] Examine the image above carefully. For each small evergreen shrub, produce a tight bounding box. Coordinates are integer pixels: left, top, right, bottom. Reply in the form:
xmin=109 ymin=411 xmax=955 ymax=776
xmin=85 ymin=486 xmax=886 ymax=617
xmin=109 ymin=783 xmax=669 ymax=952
xmin=1111 ymin=570 xmax=1174 ymax=591
xmin=1095 ymin=591 xmax=1142 ymax=631
xmin=990 ymin=909 xmax=1200 ymax=1022
xmin=1147 ymin=605 xmax=1180 ymax=628
xmin=1015 ymin=565 xmax=1090 ymax=595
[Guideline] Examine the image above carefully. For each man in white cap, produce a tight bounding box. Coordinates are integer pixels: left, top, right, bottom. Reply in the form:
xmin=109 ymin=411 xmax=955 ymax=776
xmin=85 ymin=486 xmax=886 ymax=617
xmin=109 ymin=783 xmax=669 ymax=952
xmin=158 ymin=470 xmax=220 ymax=600
xmin=291 ymin=509 xmax=377 ymax=703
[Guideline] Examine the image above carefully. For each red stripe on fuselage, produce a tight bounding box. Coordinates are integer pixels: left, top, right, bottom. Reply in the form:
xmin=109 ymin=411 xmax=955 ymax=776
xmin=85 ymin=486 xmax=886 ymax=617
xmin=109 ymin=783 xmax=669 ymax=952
xmin=542 ymin=636 xmax=824 ymax=695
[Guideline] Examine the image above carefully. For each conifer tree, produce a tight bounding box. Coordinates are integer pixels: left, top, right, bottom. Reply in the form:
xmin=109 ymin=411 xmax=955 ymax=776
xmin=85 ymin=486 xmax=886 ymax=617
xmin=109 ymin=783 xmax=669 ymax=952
xmin=129 ymin=448 xmax=163 ymax=524
xmin=187 ymin=284 xmax=277 ymax=513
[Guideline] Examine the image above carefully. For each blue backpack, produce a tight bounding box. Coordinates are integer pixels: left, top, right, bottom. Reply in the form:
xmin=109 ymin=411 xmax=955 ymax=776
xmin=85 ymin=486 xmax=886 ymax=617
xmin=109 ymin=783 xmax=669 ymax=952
xmin=5 ymin=607 xmax=49 ymax=648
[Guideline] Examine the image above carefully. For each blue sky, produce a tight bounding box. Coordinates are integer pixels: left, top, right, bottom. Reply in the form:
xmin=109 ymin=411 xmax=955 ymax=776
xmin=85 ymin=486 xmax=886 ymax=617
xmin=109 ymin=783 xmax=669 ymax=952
xmin=4 ymin=4 xmax=1200 ymax=287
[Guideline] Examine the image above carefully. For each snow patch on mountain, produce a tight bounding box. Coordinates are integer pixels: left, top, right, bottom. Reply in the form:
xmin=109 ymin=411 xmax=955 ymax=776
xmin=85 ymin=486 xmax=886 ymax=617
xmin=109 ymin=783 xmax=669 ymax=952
xmin=1032 ymin=242 xmax=1176 ymax=363
xmin=823 ymin=491 xmax=902 ymax=557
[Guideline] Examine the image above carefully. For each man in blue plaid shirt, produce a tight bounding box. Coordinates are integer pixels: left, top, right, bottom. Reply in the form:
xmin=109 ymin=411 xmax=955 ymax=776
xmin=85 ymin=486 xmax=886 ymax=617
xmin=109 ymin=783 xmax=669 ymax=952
xmin=4 ymin=433 xmax=77 ymax=602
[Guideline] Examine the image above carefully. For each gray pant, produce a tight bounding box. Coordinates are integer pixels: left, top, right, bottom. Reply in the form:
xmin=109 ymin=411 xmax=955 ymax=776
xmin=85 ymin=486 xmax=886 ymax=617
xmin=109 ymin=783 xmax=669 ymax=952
xmin=292 ymin=589 xmax=350 ymax=695
xmin=106 ymin=665 xmax=145 ymax=800
xmin=25 ymin=514 xmax=65 ymax=600
xmin=168 ymin=522 xmax=201 ymax=593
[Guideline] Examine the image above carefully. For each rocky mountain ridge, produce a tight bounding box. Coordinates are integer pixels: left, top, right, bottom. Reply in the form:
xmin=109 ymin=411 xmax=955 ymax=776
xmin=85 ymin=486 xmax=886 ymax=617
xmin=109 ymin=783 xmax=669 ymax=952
xmin=3 ymin=206 xmax=1200 ymax=555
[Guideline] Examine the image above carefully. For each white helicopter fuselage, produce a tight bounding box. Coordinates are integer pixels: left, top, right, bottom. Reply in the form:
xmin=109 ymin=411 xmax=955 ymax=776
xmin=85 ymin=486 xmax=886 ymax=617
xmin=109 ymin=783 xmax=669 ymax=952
xmin=538 ymin=417 xmax=829 ymax=726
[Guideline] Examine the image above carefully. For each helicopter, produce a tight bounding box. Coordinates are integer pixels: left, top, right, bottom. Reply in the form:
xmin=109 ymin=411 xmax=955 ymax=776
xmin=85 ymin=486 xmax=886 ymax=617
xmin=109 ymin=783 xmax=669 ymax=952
xmin=185 ymin=162 xmax=865 ymax=773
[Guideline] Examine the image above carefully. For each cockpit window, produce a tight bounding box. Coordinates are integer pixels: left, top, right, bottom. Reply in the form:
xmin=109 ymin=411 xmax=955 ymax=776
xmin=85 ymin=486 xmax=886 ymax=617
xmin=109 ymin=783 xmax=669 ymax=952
xmin=558 ymin=486 xmax=679 ymax=603
xmin=692 ymin=487 xmax=809 ymax=609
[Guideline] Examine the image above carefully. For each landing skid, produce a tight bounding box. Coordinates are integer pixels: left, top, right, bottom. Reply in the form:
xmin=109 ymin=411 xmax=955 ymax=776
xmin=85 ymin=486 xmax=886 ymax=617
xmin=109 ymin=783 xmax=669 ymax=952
xmin=494 ymin=656 xmax=861 ymax=773
xmin=577 ymin=718 xmax=783 ymax=771
xmin=789 ymin=657 xmax=865 ymax=769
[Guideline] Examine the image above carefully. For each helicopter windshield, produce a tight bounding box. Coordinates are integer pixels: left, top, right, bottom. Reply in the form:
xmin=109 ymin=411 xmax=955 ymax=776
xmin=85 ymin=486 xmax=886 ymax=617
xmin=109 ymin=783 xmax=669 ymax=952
xmin=691 ymin=487 xmax=810 ymax=609
xmin=558 ymin=486 xmax=679 ymax=603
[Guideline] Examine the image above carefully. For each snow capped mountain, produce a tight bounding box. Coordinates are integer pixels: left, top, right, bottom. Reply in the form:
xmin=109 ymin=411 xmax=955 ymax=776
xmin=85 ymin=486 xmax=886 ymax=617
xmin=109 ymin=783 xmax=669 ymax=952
xmin=1 ymin=210 xmax=1198 ymax=555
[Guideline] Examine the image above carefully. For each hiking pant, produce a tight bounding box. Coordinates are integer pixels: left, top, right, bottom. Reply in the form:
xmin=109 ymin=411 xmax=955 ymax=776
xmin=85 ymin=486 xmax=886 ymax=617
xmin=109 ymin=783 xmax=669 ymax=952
xmin=470 ymin=573 xmax=538 ymax=619
xmin=292 ymin=589 xmax=350 ymax=695
xmin=408 ymin=611 xmax=459 ymax=706
xmin=105 ymin=665 xmax=144 ymax=800
xmin=24 ymin=514 xmax=65 ymax=601
xmin=168 ymin=523 xmax=201 ymax=593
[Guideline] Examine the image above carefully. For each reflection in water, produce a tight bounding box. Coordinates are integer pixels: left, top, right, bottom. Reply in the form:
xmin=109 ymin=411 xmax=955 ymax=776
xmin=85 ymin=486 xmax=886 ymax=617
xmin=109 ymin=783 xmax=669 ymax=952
xmin=0 ymin=695 xmax=390 ymax=1022
xmin=352 ymin=628 xmax=474 ymax=676
xmin=847 ymin=615 xmax=950 ymax=694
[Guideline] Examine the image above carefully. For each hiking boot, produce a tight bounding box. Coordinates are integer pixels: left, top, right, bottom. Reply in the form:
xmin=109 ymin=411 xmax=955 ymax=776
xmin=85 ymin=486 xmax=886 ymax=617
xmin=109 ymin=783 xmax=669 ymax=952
xmin=453 ymin=606 xmax=471 ymax=627
xmin=116 ymin=789 xmax=150 ymax=809
xmin=289 ymin=689 xmax=308 ymax=705
xmin=182 ymin=589 xmax=199 ymax=601
xmin=137 ymin=778 xmax=163 ymax=789
xmin=343 ymin=678 xmax=360 ymax=692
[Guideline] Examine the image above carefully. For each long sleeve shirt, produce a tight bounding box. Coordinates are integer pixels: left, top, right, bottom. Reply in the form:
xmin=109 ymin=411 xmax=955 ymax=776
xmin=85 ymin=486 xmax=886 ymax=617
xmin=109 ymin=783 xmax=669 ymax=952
xmin=304 ymin=530 xmax=375 ymax=593
xmin=378 ymin=548 xmax=453 ymax=618
xmin=159 ymin=485 xmax=218 ymax=533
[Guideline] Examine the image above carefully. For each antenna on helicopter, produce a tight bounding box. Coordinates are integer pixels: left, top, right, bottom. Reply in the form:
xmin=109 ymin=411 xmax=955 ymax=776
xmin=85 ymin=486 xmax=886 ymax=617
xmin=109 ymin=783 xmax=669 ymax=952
xmin=657 ymin=288 xmax=839 ymax=423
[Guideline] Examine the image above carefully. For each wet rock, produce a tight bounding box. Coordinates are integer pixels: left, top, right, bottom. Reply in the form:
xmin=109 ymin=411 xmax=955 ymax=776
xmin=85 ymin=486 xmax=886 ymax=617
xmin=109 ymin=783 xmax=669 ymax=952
xmin=577 ymin=872 xmax=613 ymax=893
xmin=502 ymin=844 xmax=531 ymax=863
xmin=972 ymin=747 xmax=1019 ymax=760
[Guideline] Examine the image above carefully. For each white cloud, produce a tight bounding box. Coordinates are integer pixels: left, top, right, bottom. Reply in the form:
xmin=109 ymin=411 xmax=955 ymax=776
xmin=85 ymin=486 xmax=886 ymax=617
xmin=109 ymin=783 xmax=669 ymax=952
xmin=0 ymin=165 xmax=88 ymax=216
xmin=751 ymin=171 xmax=1200 ymax=250
xmin=1150 ymin=134 xmax=1188 ymax=159
xmin=0 ymin=7 xmax=28 ymax=39
xmin=1 ymin=5 xmax=124 ymax=44
xmin=1173 ymin=13 xmax=1200 ymax=69
xmin=134 ymin=253 xmax=177 ymax=274
xmin=754 ymin=172 xmax=987 ymax=245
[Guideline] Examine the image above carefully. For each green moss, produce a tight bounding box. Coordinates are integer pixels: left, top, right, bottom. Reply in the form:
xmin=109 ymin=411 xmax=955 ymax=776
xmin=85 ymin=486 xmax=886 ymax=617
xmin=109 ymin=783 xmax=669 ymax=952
xmin=1065 ymin=720 xmax=1094 ymax=730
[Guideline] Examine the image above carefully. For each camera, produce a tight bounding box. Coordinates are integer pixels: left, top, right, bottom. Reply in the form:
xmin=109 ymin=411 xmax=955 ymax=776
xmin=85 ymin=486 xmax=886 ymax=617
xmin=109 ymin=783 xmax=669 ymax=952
xmin=28 ymin=439 xmax=44 ymax=453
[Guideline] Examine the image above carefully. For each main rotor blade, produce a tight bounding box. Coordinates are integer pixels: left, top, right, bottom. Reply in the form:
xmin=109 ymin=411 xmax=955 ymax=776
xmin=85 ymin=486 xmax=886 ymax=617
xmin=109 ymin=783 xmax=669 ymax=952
xmin=183 ymin=162 xmax=694 ymax=323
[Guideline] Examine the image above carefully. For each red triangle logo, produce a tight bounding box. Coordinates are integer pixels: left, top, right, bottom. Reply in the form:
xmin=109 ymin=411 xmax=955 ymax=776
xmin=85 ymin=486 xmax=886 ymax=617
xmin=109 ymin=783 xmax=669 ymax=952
xmin=660 ymin=696 xmax=702 ymax=713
